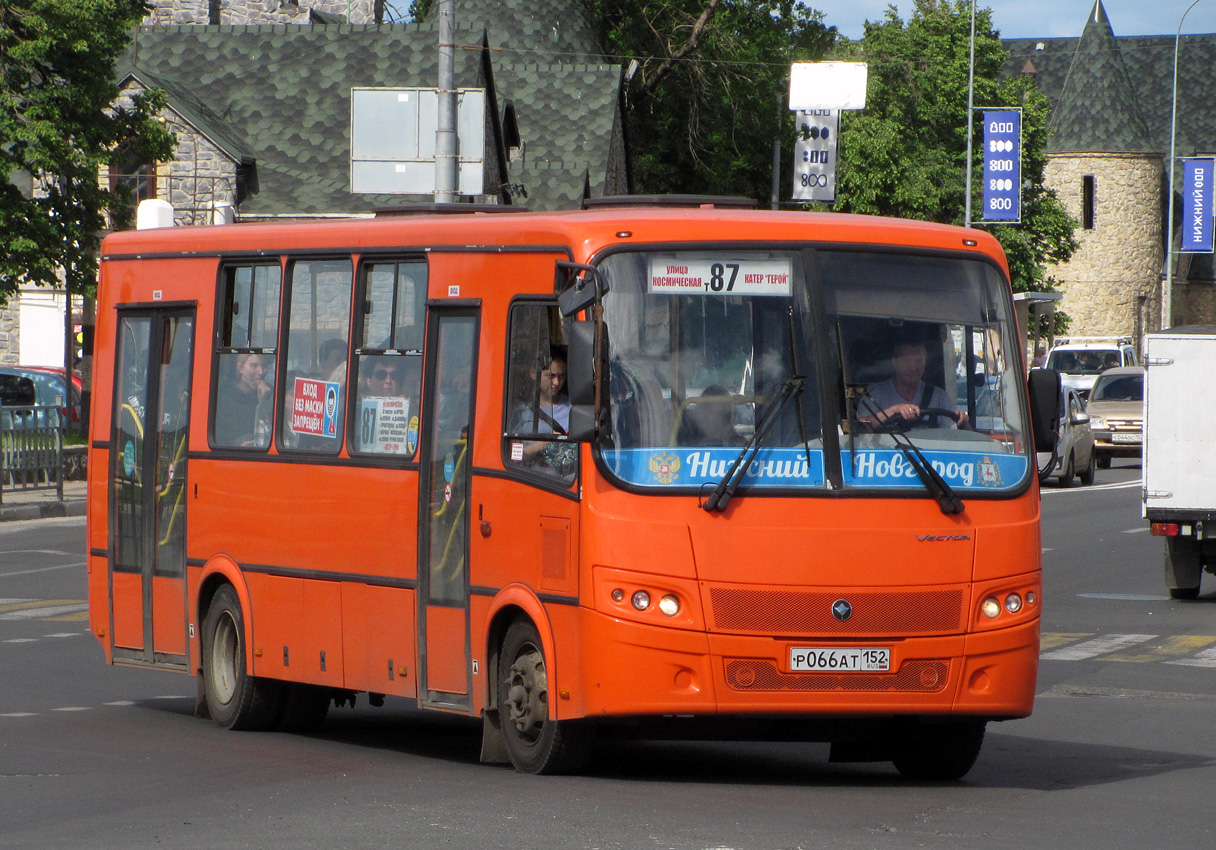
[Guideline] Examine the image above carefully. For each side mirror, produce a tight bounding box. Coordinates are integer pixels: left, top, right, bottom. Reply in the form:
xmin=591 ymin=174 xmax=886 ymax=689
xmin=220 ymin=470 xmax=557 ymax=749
xmin=566 ymin=319 xmax=610 ymax=441
xmin=1027 ymin=368 xmax=1062 ymax=453
xmin=555 ymin=261 xmax=609 ymax=317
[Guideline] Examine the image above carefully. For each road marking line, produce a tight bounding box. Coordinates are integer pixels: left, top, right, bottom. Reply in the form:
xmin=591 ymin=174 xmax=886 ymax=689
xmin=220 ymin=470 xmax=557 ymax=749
xmin=1040 ymin=632 xmax=1094 ymax=650
xmin=1041 ymin=633 xmax=1157 ymax=661
xmin=104 ymin=701 xmax=136 ymax=706
xmin=1077 ymin=593 xmax=1169 ymax=601
xmin=1041 ymin=479 xmax=1142 ymax=494
xmin=1122 ymin=527 xmax=1149 ymax=534
xmin=0 ymin=713 xmax=36 ymax=718
xmin=1167 ymin=646 xmax=1216 ymax=668
xmin=0 ymin=563 xmax=85 ymax=578
xmin=0 ymin=598 xmax=34 ymax=604
xmin=2 ymin=638 xmax=38 ymax=644
xmin=47 ymin=612 xmax=89 ymax=622
xmin=1102 ymin=635 xmax=1216 ymax=663
xmin=44 ymin=632 xmax=81 ymax=638
xmin=51 ymin=707 xmax=90 ymax=712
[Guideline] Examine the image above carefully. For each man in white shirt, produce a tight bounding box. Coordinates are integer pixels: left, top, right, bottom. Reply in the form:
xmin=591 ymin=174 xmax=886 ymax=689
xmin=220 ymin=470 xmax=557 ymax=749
xmin=856 ymin=340 xmax=967 ymax=430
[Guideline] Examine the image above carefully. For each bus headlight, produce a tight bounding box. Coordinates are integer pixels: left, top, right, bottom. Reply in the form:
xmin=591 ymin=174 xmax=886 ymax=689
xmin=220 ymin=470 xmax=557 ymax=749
xmin=981 ymin=597 xmax=1002 ymax=619
xmin=658 ymin=595 xmax=680 ymax=617
xmin=631 ymin=590 xmax=651 ymax=611
xmin=1005 ymin=593 xmax=1023 ymax=614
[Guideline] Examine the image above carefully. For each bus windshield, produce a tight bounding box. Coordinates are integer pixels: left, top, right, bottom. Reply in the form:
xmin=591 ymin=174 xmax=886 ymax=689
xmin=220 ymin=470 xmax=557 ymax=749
xmin=596 ymin=248 xmax=1031 ymax=495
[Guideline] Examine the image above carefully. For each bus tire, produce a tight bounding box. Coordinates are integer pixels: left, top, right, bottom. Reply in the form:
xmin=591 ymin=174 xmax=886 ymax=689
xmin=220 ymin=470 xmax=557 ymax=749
xmin=275 ymin=684 xmax=331 ymax=733
xmin=891 ymin=721 xmax=985 ymax=781
xmin=202 ymin=585 xmax=282 ymax=730
xmin=498 ymin=620 xmax=590 ymax=775
xmin=1165 ymin=537 xmax=1202 ymax=600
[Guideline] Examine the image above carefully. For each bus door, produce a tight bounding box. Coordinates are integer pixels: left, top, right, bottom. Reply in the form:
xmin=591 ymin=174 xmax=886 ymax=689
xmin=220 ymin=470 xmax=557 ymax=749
xmin=108 ymin=307 xmax=195 ymax=668
xmin=417 ymin=307 xmax=478 ymax=708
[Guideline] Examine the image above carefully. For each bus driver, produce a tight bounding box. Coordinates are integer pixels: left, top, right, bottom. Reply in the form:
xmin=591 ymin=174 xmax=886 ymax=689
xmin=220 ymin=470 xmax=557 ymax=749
xmin=856 ymin=339 xmax=968 ymax=431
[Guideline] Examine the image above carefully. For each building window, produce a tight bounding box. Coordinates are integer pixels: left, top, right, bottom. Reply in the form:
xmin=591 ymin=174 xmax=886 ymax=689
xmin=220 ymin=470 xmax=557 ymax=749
xmin=1082 ymin=175 xmax=1095 ymax=230
xmin=110 ymin=148 xmax=157 ymax=228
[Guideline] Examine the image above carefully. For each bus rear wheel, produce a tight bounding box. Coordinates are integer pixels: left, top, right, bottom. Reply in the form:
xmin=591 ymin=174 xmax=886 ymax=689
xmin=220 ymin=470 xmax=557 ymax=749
xmin=498 ymin=621 xmax=590 ymax=774
xmin=203 ymin=585 xmax=281 ymax=730
xmin=891 ymin=720 xmax=986 ymax=781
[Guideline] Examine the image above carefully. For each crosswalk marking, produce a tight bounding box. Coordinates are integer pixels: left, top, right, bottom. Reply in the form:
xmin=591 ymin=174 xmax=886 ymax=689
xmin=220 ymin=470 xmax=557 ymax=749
xmin=1167 ymin=646 xmax=1216 ymax=668
xmin=1041 ymin=633 xmax=1157 ymax=661
xmin=1041 ymin=632 xmax=1093 ymax=650
xmin=1101 ymin=634 xmax=1216 ymax=663
xmin=0 ymin=600 xmax=88 ymax=621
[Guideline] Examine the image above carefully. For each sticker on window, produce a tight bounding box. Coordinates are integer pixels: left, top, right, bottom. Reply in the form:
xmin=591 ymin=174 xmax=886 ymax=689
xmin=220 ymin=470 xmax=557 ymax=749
xmin=291 ymin=377 xmax=341 ymax=438
xmin=359 ymin=397 xmax=412 ymax=454
xmin=647 ymin=257 xmax=793 ymax=297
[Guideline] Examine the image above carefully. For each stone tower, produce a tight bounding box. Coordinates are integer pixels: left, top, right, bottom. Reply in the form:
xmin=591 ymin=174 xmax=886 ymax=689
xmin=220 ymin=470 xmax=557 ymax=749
xmin=1042 ymin=1 xmax=1163 ymax=345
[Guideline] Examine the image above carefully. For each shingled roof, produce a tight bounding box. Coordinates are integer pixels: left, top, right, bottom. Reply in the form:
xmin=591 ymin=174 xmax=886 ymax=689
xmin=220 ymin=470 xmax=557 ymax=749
xmin=124 ymin=5 xmax=624 ymax=215
xmin=1003 ymin=1 xmax=1216 ymax=157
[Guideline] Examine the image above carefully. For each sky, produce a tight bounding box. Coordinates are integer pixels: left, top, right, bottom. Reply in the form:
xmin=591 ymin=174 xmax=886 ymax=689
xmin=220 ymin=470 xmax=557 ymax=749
xmin=812 ymin=0 xmax=1216 ymax=41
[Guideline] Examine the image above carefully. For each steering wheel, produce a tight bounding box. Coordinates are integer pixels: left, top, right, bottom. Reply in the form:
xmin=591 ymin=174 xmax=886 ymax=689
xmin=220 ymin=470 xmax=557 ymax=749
xmin=889 ymin=407 xmax=960 ymax=430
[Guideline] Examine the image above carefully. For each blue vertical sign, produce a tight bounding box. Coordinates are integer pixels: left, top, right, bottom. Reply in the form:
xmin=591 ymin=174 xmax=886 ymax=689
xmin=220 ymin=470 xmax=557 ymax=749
xmin=1181 ymin=159 xmax=1214 ymax=253
xmin=981 ymin=110 xmax=1021 ymax=222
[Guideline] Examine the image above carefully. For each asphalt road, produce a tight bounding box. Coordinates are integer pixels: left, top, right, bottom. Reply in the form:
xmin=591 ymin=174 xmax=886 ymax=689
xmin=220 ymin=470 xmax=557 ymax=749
xmin=3 ymin=460 xmax=1215 ymax=850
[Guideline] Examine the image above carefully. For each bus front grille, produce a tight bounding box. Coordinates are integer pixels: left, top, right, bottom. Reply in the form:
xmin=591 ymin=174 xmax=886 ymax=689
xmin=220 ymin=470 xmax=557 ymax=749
xmin=724 ymin=659 xmax=950 ymax=693
xmin=708 ymin=587 xmax=964 ymax=636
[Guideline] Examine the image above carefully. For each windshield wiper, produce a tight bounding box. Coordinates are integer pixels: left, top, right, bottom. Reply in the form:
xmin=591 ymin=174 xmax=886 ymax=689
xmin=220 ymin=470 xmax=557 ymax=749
xmin=853 ymin=386 xmax=965 ymax=516
xmin=702 ymin=376 xmax=803 ymax=513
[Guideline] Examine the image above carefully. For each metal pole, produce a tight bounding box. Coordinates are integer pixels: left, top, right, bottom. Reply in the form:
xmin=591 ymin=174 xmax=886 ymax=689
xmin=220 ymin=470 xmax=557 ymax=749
xmin=1164 ymin=0 xmax=1204 ymax=330
xmin=435 ymin=0 xmax=458 ymax=204
xmin=964 ymin=0 xmax=977 ymax=227
xmin=771 ymin=93 xmax=781 ymax=210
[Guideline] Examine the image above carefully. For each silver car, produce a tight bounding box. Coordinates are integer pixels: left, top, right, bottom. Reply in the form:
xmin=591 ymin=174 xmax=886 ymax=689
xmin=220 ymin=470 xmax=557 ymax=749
xmin=1087 ymin=366 xmax=1144 ymax=468
xmin=1037 ymin=387 xmax=1096 ymax=486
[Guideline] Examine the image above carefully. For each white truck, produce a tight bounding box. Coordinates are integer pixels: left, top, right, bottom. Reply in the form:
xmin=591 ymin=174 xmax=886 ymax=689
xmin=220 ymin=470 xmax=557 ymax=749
xmin=1143 ymin=326 xmax=1216 ymax=599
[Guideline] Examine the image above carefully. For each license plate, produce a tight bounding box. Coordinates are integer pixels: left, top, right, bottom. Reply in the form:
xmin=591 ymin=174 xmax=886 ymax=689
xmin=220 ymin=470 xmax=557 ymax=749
xmin=789 ymin=647 xmax=890 ymax=672
xmin=1111 ymin=433 xmax=1142 ymax=444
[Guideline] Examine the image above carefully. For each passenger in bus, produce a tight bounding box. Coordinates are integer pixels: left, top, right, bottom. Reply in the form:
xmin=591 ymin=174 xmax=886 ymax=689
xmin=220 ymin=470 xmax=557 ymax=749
xmin=215 ymin=352 xmax=272 ymax=446
xmin=318 ymin=338 xmax=347 ymax=381
xmin=511 ymin=347 xmax=575 ymax=474
xmin=679 ymin=385 xmax=744 ymax=446
xmin=360 ymin=356 xmax=404 ymax=397
xmin=856 ymin=339 xmax=967 ymax=430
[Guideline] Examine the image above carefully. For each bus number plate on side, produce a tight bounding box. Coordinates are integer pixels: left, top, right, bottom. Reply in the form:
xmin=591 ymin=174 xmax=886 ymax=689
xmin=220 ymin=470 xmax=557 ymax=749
xmin=789 ymin=647 xmax=890 ymax=672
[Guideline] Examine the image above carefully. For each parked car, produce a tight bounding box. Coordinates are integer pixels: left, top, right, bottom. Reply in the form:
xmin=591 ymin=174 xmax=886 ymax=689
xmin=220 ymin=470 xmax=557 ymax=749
xmin=1043 ymin=336 xmax=1138 ymax=398
xmin=1036 ymin=387 xmax=1096 ymax=486
xmin=0 ymin=366 xmax=81 ymax=423
xmin=1087 ymin=366 xmax=1144 ymax=468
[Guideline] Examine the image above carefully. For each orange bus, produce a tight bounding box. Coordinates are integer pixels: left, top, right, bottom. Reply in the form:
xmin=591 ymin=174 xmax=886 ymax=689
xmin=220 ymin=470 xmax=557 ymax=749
xmin=88 ymin=198 xmax=1053 ymax=779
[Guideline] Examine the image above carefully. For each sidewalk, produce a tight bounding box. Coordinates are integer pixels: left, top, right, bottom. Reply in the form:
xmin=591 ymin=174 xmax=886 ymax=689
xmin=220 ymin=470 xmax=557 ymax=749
xmin=0 ymin=480 xmax=88 ymax=523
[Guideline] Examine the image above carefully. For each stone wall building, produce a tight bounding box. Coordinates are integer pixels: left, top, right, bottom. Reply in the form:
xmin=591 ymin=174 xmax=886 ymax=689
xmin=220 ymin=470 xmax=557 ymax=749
xmin=1006 ymin=0 xmax=1216 ymax=349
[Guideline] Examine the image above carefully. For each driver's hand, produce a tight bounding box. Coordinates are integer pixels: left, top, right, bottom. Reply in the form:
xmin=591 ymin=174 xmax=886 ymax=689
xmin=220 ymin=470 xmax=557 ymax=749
xmin=884 ymin=403 xmax=919 ymax=421
xmin=955 ymin=409 xmax=969 ymax=428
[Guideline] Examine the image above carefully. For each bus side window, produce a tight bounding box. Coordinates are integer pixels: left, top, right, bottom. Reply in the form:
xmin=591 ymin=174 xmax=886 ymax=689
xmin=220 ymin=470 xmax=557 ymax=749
xmin=502 ymin=301 xmax=576 ymax=483
xmin=278 ymin=259 xmax=353 ymax=453
xmin=351 ymin=259 xmax=425 ymax=457
xmin=212 ymin=264 xmax=280 ymax=449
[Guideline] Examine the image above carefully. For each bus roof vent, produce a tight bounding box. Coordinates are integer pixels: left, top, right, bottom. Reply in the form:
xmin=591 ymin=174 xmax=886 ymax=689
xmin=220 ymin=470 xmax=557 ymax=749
xmin=582 ymin=195 xmax=758 ymax=210
xmin=373 ymin=203 xmax=528 ymax=217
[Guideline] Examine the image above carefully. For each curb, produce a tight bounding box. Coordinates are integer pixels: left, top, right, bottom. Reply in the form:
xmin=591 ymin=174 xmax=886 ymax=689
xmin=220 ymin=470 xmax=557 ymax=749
xmin=0 ymin=499 xmax=87 ymax=523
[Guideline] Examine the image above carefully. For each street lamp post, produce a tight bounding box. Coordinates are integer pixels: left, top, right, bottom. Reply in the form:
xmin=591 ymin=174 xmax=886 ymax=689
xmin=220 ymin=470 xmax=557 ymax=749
xmin=964 ymin=0 xmax=977 ymax=227
xmin=1164 ymin=0 xmax=1205 ymax=330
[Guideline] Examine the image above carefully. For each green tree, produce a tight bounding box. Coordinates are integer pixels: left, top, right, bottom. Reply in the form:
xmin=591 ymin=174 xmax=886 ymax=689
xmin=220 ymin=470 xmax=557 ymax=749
xmin=596 ymin=1 xmax=836 ymax=201
xmin=1 ymin=0 xmax=176 ymax=305
xmin=831 ymin=0 xmax=1077 ymax=297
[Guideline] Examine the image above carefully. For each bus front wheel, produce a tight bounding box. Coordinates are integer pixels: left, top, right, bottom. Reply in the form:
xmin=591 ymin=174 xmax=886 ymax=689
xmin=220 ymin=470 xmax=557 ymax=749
xmin=891 ymin=720 xmax=986 ymax=781
xmin=498 ymin=620 xmax=590 ymax=774
xmin=202 ymin=585 xmax=281 ymax=730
